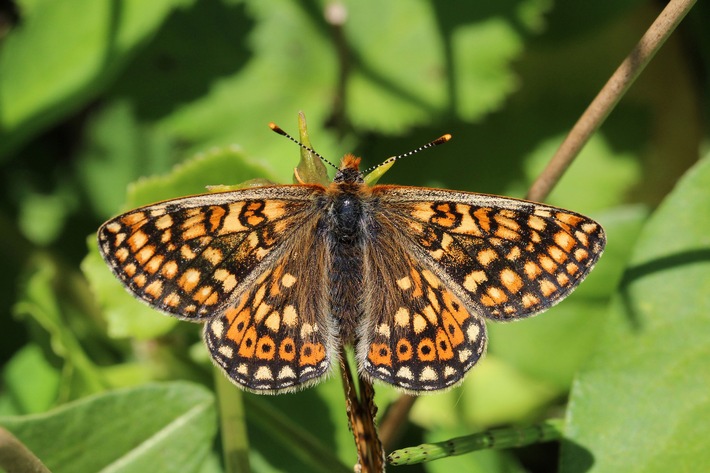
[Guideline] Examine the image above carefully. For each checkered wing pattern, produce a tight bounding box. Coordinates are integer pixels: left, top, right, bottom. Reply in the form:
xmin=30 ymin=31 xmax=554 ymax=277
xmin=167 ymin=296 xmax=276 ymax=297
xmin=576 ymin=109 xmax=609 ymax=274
xmin=358 ymin=186 xmax=605 ymax=392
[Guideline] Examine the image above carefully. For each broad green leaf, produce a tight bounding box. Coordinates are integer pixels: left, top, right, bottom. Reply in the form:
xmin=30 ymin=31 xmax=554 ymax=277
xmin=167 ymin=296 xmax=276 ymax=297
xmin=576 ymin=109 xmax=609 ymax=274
xmin=1 ymin=345 xmax=60 ymax=415
xmin=0 ymin=382 xmax=216 ymax=473
xmin=0 ymin=0 xmax=195 ymax=157
xmin=561 ymin=153 xmax=710 ymax=472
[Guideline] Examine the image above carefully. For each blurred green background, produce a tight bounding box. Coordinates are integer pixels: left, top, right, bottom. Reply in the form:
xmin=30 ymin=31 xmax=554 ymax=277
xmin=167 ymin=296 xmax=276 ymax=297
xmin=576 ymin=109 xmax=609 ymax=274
xmin=1 ymin=0 xmax=708 ymax=472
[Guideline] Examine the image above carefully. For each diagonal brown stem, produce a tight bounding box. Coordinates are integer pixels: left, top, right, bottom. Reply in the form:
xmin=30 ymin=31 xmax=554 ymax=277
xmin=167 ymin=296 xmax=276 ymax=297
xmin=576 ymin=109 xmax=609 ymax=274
xmin=526 ymin=0 xmax=697 ymax=203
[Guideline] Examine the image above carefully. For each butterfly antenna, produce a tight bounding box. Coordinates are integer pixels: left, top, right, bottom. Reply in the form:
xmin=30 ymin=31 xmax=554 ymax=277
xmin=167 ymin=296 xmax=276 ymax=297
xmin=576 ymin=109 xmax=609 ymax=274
xmin=361 ymin=133 xmax=452 ymax=175
xmin=269 ymin=123 xmax=340 ymax=171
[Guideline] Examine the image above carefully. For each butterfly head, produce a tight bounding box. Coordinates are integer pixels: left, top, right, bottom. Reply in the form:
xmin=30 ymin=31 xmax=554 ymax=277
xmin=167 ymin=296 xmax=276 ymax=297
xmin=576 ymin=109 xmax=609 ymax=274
xmin=333 ymin=154 xmax=365 ymax=185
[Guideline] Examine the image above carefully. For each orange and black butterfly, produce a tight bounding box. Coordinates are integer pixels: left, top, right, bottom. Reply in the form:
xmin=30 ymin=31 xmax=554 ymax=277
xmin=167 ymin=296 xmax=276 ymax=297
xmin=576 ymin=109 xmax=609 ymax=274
xmin=98 ymin=126 xmax=605 ymax=394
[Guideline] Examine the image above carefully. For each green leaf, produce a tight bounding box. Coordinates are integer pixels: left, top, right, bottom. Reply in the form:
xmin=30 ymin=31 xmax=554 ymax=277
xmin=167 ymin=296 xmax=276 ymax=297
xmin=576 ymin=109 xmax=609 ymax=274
xmin=561 ymin=153 xmax=710 ymax=472
xmin=0 ymin=382 xmax=216 ymax=473
xmin=1 ymin=345 xmax=60 ymax=415
xmin=0 ymin=0 xmax=195 ymax=157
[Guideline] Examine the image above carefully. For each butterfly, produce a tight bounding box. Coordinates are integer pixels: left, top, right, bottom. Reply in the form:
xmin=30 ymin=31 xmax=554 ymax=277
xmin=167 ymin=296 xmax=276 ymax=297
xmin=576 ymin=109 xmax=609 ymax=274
xmin=97 ymin=126 xmax=606 ymax=394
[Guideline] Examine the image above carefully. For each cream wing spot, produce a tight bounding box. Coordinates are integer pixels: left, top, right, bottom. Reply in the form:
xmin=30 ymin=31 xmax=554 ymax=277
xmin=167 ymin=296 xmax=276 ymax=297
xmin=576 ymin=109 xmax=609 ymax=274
xmin=397 ymin=276 xmax=412 ymax=291
xmin=282 ymin=305 xmax=298 ymax=327
xmin=394 ymin=307 xmax=410 ymax=327
xmin=281 ymin=273 xmax=297 ymax=288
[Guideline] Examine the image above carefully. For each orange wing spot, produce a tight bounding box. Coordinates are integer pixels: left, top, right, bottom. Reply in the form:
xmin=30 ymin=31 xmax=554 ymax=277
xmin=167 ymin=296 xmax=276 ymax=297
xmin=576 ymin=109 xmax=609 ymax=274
xmin=178 ymin=268 xmax=201 ymax=293
xmin=422 ymin=304 xmax=438 ymax=325
xmin=441 ymin=310 xmax=465 ymax=346
xmin=524 ymin=260 xmax=542 ymax=280
xmin=487 ymin=286 xmax=508 ymax=304
xmin=208 ymin=206 xmax=226 ymax=232
xmin=556 ymin=212 xmax=583 ymax=226
xmin=254 ymin=302 xmax=271 ymax=323
xmin=427 ymin=287 xmax=441 ymax=312
xmin=162 ymin=260 xmax=179 ymax=279
xmin=495 ymin=226 xmax=519 ymax=240
xmin=538 ymin=254 xmax=558 ymax=273
xmin=279 ymin=338 xmax=296 ymax=361
xmin=368 ymin=343 xmax=392 ymax=367
xmin=155 ymin=214 xmax=173 ymax=230
xmin=115 ymin=247 xmax=130 ymax=262
xmin=299 ymin=343 xmax=325 ymax=366
xmin=410 ymin=203 xmax=435 ymax=223
xmin=566 ymin=262 xmax=580 ymax=276
xmin=253 ymin=284 xmax=267 ymax=308
xmin=456 ymin=205 xmax=483 ymax=236
xmin=500 ymin=268 xmax=524 ymax=294
xmin=122 ymin=212 xmax=146 ymax=227
xmin=506 ymin=247 xmax=521 ymax=261
xmin=463 ymin=270 xmax=487 ymax=293
xmin=575 ymin=231 xmax=589 ymax=247
xmin=182 ymin=213 xmax=205 ymax=230
xmin=124 ymin=263 xmax=137 ymax=277
xmin=442 ymin=291 xmax=469 ymax=326
xmin=219 ymin=203 xmax=249 ymax=234
xmin=554 ymin=231 xmax=575 ymax=252
xmin=160 ymin=229 xmax=172 ymax=243
xmin=145 ymin=280 xmax=163 ymax=299
xmin=432 ymin=209 xmax=457 ymax=227
xmin=557 ymin=272 xmax=570 ymax=286
xmin=528 ymin=214 xmax=547 ymax=231
xmin=417 ymin=338 xmax=437 ymax=362
xmin=474 ymin=208 xmax=492 ymax=232
xmin=494 ymin=214 xmax=520 ymax=231
xmin=531 ymin=230 xmax=542 ymax=243
xmin=522 ymin=293 xmax=540 ymax=309
xmin=421 ymin=269 xmax=440 ymax=288
xmin=256 ymin=336 xmax=276 ymax=360
xmin=163 ymin=292 xmax=180 ymax=308
xmin=192 ymin=285 xmax=214 ymax=304
xmin=135 ymin=245 xmax=155 ymax=264
xmin=104 ymin=222 xmax=122 ymax=233
xmin=181 ymin=244 xmax=197 ymax=260
xmin=237 ymin=326 xmax=257 ymax=358
xmin=534 ymin=209 xmax=552 ymax=218
xmin=435 ymin=328 xmax=454 ymax=360
xmin=480 ymin=294 xmax=496 ymax=307
xmin=396 ymin=339 xmax=413 ymax=361
xmin=114 ymin=233 xmax=126 ymax=246
xmin=539 ymin=279 xmax=557 ymax=297
xmin=225 ymin=309 xmax=256 ymax=344
xmin=548 ymin=245 xmax=568 ymax=264
xmin=476 ymin=248 xmax=498 ymax=267
xmin=145 ymin=254 xmax=164 ymax=274
xmin=204 ymin=292 xmax=219 ymax=306
xmin=183 ymin=223 xmax=207 ymax=241
xmin=203 ymin=247 xmax=223 ymax=266
xmin=409 ymin=266 xmax=424 ymax=298
xmin=127 ymin=231 xmax=148 ymax=251
xmin=269 ymin=265 xmax=284 ymax=296
xmin=133 ymin=274 xmax=147 ymax=288
xmin=575 ymin=248 xmax=589 ymax=262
